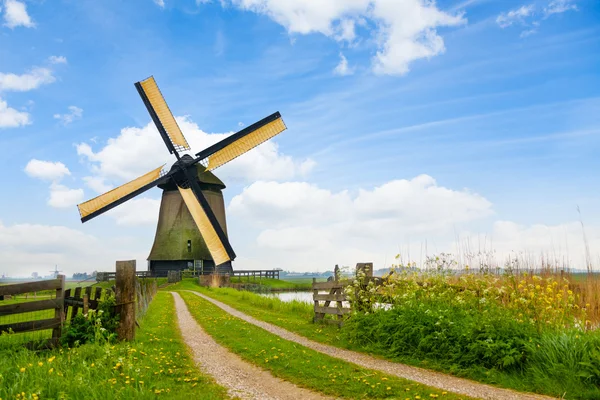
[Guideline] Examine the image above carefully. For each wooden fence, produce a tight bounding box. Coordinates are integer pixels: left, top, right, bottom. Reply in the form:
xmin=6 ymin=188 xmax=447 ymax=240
xmin=0 ymin=275 xmax=65 ymax=347
xmin=63 ymin=285 xmax=113 ymax=321
xmin=96 ymin=270 xmax=152 ymax=282
xmin=0 ymin=260 xmax=153 ymax=347
xmin=312 ymin=278 xmax=351 ymax=326
xmin=232 ymin=270 xmax=280 ymax=280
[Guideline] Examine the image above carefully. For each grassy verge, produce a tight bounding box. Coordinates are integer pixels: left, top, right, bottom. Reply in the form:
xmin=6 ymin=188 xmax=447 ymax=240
xmin=168 ymin=279 xmax=340 ymax=345
xmin=178 ymin=290 xmax=471 ymax=399
xmin=0 ymin=291 xmax=228 ymax=399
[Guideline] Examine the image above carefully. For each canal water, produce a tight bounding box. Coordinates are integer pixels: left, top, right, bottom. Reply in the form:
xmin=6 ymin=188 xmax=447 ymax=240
xmin=261 ymin=291 xmax=313 ymax=303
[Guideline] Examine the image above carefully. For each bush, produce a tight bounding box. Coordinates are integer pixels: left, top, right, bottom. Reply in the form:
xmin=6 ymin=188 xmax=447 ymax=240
xmin=61 ymin=297 xmax=119 ymax=347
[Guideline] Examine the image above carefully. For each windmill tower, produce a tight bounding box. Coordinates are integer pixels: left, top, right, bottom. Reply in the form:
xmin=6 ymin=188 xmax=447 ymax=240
xmin=147 ymin=165 xmax=229 ymax=276
xmin=76 ymin=76 xmax=287 ymax=276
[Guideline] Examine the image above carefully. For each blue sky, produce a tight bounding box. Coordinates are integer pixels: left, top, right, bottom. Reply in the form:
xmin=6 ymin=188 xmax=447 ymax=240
xmin=0 ymin=0 xmax=599 ymax=276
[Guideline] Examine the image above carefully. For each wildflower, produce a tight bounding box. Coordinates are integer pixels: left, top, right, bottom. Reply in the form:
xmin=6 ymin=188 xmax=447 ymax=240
xmin=19 ymin=367 xmax=26 ymax=373
xmin=38 ymin=362 xmax=43 ymax=367
xmin=48 ymin=368 xmax=54 ymax=374
xmin=47 ymin=356 xmax=56 ymax=363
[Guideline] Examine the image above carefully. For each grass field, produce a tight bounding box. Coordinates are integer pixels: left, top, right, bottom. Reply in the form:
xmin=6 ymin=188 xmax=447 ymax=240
xmin=0 ymin=291 xmax=228 ymax=399
xmin=178 ymin=290 xmax=471 ymax=399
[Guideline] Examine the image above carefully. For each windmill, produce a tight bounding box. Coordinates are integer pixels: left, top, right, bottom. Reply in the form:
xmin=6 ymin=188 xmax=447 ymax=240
xmin=77 ymin=76 xmax=287 ymax=276
xmin=49 ymin=265 xmax=62 ymax=278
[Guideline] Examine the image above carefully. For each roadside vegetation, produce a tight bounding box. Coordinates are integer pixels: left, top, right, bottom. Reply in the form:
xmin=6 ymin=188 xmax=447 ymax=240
xmin=178 ymin=290 xmax=471 ymax=399
xmin=0 ymin=292 xmax=227 ymax=399
xmin=174 ymin=253 xmax=600 ymax=400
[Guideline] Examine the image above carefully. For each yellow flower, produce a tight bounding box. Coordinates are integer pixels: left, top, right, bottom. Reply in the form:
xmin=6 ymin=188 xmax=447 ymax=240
xmin=38 ymin=362 xmax=43 ymax=367
xmin=19 ymin=367 xmax=25 ymax=373
xmin=48 ymin=368 xmax=54 ymax=374
xmin=48 ymin=356 xmax=56 ymax=363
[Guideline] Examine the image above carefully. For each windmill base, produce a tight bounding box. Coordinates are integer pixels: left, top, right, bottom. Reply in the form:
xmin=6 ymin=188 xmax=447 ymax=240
xmin=148 ymin=259 xmax=233 ymax=277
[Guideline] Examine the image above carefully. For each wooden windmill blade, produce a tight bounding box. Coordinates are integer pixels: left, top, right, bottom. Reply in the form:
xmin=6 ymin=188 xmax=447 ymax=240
xmin=78 ymin=165 xmax=168 ymax=223
xmin=194 ymin=112 xmax=286 ymax=171
xmin=135 ymin=76 xmax=191 ymax=155
xmin=177 ymin=167 xmax=236 ymax=267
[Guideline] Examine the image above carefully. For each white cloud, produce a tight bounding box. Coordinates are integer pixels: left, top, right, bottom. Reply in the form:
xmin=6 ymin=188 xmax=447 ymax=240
xmin=497 ymin=2 xmax=577 ymax=36
xmin=0 ymin=67 xmax=55 ymax=92
xmin=230 ymin=175 xmax=492 ymax=241
xmin=222 ymin=0 xmax=465 ymax=75
xmin=54 ymin=105 xmax=83 ymax=125
xmin=48 ymin=55 xmax=67 ymax=65
xmin=228 ymin=175 xmax=494 ymax=270
xmin=228 ymin=177 xmax=600 ymax=272
xmin=76 ymin=116 xmax=314 ymax=183
xmin=370 ymin=1 xmax=465 ymax=75
xmin=0 ymin=97 xmax=30 ymax=128
xmin=0 ymin=221 xmax=96 ymax=255
xmin=0 ymin=220 xmax=154 ymax=277
xmin=520 ymin=28 xmax=538 ymax=38
xmin=544 ymin=0 xmax=577 ymax=16
xmin=2 ymin=0 xmax=34 ymax=29
xmin=24 ymin=159 xmax=71 ymax=181
xmin=83 ymin=176 xmax=112 ymax=194
xmin=48 ymin=183 xmax=84 ymax=208
xmin=333 ymin=53 xmax=353 ymax=76
xmin=154 ymin=0 xmax=165 ymax=7
xmin=496 ymin=4 xmax=535 ymax=28
xmin=106 ymin=197 xmax=161 ymax=226
xmin=25 ymin=160 xmax=84 ymax=210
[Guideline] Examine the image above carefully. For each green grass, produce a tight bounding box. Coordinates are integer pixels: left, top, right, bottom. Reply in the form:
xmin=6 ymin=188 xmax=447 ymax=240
xmin=178 ymin=290 xmax=471 ymax=399
xmin=229 ymin=277 xmax=314 ymax=290
xmin=168 ymin=279 xmax=341 ymax=346
xmin=0 ymin=291 xmax=228 ymax=399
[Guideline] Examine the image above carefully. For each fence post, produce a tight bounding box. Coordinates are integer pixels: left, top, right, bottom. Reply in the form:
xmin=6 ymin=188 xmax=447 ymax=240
xmin=83 ymin=293 xmax=89 ymax=315
xmin=116 ymin=260 xmax=136 ymax=341
xmin=52 ymin=274 xmax=65 ymax=344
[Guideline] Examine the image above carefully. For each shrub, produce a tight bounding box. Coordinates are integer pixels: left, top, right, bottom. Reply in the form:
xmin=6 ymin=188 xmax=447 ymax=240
xmin=61 ymin=297 xmax=119 ymax=347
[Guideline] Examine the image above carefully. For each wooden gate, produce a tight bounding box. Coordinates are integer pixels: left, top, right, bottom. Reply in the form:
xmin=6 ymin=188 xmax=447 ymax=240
xmin=312 ymin=278 xmax=350 ymax=326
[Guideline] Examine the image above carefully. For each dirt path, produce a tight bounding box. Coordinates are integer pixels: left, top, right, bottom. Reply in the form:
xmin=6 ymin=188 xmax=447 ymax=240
xmin=171 ymin=292 xmax=332 ymax=400
xmin=187 ymin=290 xmax=559 ymax=400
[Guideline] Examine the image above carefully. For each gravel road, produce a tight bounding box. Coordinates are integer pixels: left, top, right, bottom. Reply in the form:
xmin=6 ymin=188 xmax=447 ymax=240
xmin=188 ymin=290 xmax=560 ymax=400
xmin=171 ymin=292 xmax=333 ymax=400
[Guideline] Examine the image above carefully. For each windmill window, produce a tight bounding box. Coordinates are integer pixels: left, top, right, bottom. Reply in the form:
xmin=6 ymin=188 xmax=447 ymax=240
xmin=187 ymin=240 xmax=191 ymax=252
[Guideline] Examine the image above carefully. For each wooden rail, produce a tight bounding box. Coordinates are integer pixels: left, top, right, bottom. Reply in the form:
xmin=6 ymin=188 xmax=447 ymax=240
xmin=232 ymin=269 xmax=280 ymax=280
xmin=96 ymin=270 xmax=153 ymax=282
xmin=63 ymin=286 xmax=113 ymax=321
xmin=0 ymin=275 xmax=65 ymax=345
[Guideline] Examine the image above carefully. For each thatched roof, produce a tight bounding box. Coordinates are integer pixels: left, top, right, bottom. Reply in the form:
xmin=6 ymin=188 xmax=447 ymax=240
xmin=158 ymin=164 xmax=226 ymax=191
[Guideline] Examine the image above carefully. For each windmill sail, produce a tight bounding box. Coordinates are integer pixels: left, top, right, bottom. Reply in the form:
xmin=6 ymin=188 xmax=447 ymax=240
xmin=195 ymin=112 xmax=286 ymax=171
xmin=78 ymin=165 xmax=166 ymax=222
xmin=135 ymin=76 xmax=190 ymax=154
xmin=177 ymin=186 xmax=235 ymax=266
